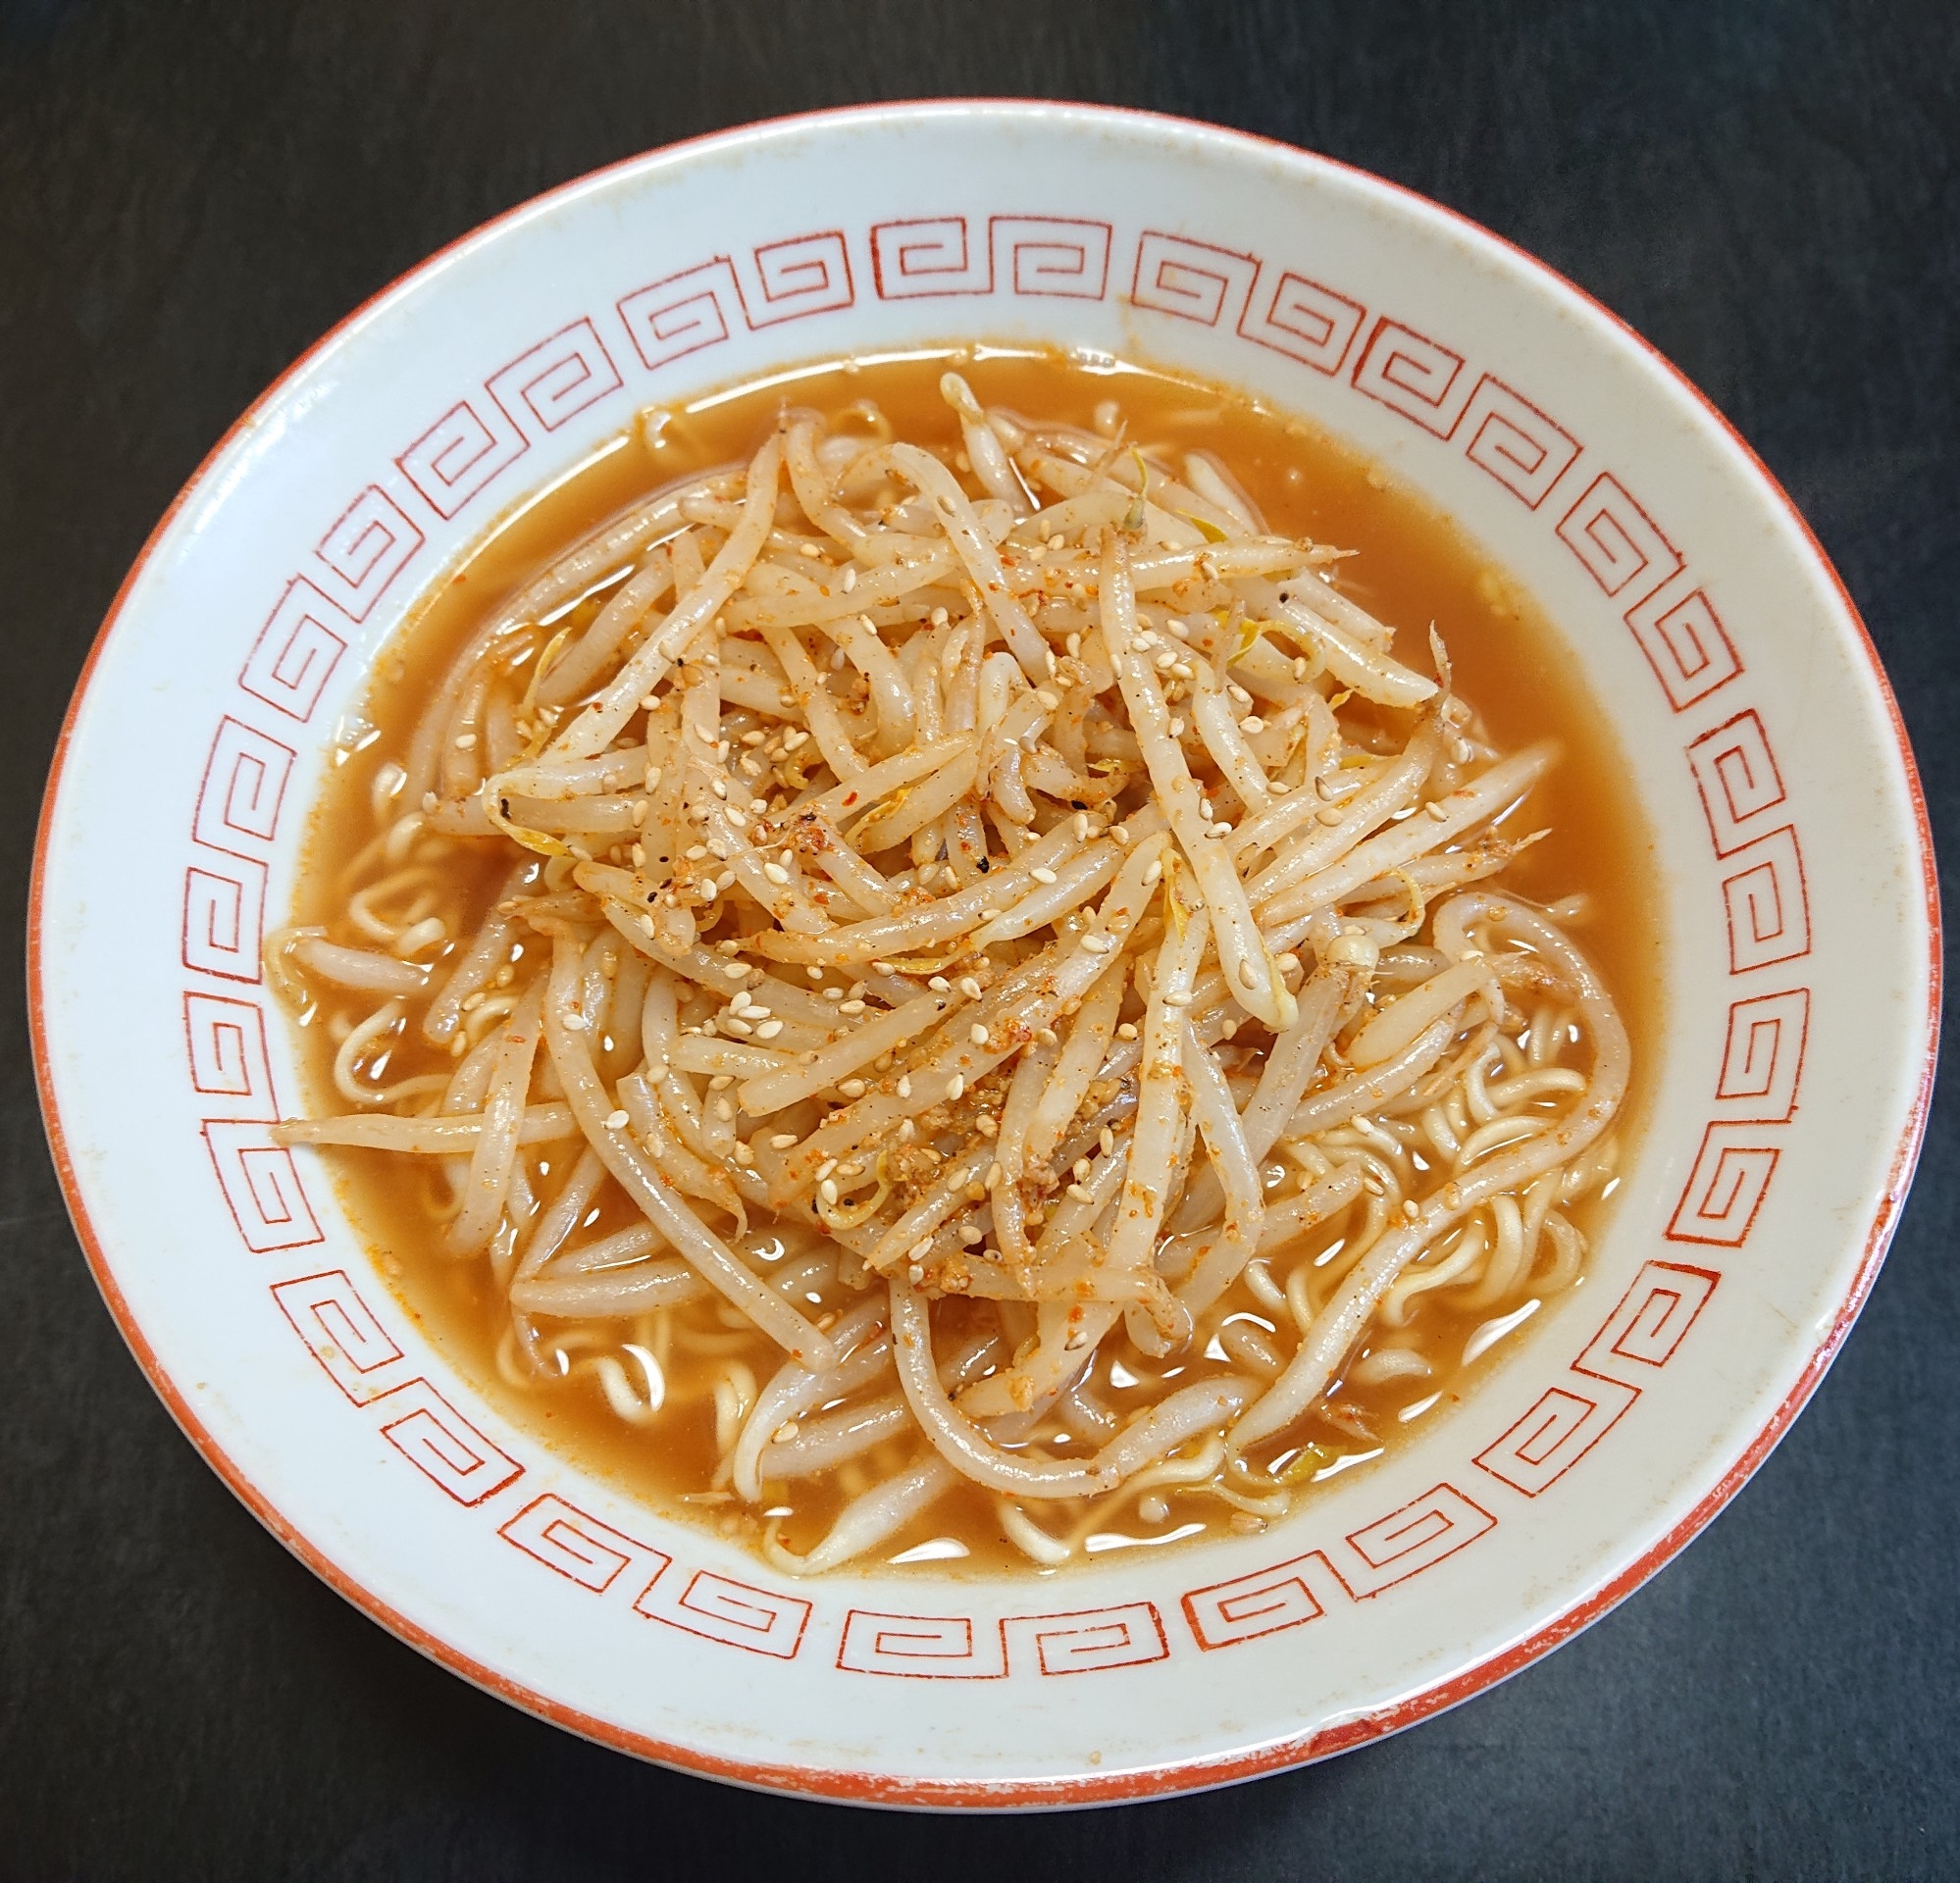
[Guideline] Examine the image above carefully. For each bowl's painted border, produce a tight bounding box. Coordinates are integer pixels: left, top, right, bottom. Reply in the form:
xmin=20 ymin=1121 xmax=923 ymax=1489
xmin=28 ymin=100 xmax=1939 ymax=1809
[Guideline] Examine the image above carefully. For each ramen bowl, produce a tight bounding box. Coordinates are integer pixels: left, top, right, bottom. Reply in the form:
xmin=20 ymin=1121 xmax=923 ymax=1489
xmin=30 ymin=102 xmax=1936 ymax=1807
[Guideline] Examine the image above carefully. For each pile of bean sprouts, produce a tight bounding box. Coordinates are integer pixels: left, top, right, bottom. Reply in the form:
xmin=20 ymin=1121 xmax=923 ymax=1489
xmin=272 ymin=371 xmax=1627 ymax=1573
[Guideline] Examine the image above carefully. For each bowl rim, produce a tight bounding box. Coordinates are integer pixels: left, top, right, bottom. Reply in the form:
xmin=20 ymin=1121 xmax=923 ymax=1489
xmin=28 ymin=96 xmax=1941 ymax=1809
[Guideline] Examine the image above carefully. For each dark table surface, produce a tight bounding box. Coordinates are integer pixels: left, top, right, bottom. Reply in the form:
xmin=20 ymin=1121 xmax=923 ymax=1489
xmin=4 ymin=2 xmax=1956 ymax=1877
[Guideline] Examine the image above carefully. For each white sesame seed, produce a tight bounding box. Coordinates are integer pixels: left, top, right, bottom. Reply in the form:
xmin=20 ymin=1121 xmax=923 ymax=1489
xmin=715 ymin=1098 xmax=736 ymax=1122
xmin=604 ymin=1109 xmax=630 ymax=1130
xmin=819 ymin=1179 xmax=840 ymax=1204
xmin=839 ymin=1078 xmax=866 ymax=1098
xmin=897 ymin=1075 xmax=912 ymax=1098
xmin=970 ymin=1024 xmax=990 ymax=1046
xmin=958 ymin=976 xmax=983 ymax=999
xmin=1031 ymin=866 xmax=1058 ymax=885
xmin=753 ymin=1019 xmax=785 ymax=1039
xmin=946 ymin=1075 xmax=964 ymax=1101
xmin=761 ymin=861 xmax=790 ymax=885
xmin=770 ymin=1133 xmax=798 ymax=1148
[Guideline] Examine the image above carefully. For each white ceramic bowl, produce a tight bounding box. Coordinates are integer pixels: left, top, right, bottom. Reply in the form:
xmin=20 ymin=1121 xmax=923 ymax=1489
xmin=31 ymin=102 xmax=1937 ymax=1807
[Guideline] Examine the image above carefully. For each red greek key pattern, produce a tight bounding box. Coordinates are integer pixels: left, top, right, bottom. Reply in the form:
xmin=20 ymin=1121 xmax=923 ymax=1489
xmin=309 ymin=486 xmax=423 ymax=622
xmin=1667 ymin=1127 xmax=1782 ymax=1247
xmin=270 ymin=1269 xmax=409 ymax=1405
xmin=192 ymin=717 xmax=294 ymax=859
xmin=1182 ymin=1551 xmax=1348 ymax=1650
xmin=838 ymin=1610 xmax=1008 ymax=1679
xmin=499 ymin=1494 xmax=667 ymax=1595
xmin=871 ymin=216 xmax=988 ymax=298
xmin=181 ymin=212 xmax=1826 ymax=1673
xmin=997 ymin=215 xmax=1111 ymax=298
xmin=1238 ymin=268 xmax=1367 ymax=375
xmin=1688 ymin=710 xmax=1788 ymax=856
xmin=1342 ymin=1484 xmax=1496 ymax=1594
xmin=240 ymin=580 xmax=348 ymax=725
xmin=183 ymin=992 xmax=278 ymax=1118
xmin=1721 ymin=826 xmax=1811 ymax=973
xmin=1627 ymin=574 xmax=1743 ymax=712
xmin=1476 ymin=1264 xmax=1718 ymax=1497
xmin=1003 ymin=1603 xmax=1169 ymax=1677
xmin=1582 ymin=1261 xmax=1723 ymax=1368
xmin=1715 ymin=988 xmax=1810 ymax=1121
xmin=1558 ymin=471 xmax=1684 ymax=604
xmin=617 ymin=258 xmax=743 ymax=372
xmin=1460 ymin=375 xmax=1581 ymax=508
xmin=1351 ymin=317 xmax=1472 ymax=436
xmin=1131 ymin=230 xmax=1258 ymax=329
xmin=743 ymin=231 xmax=854 ymax=327
xmin=182 ymin=852 xmax=266 ymax=984
xmin=200 ymin=1120 xmax=322 ymax=1252
xmin=636 ymin=1565 xmax=812 ymax=1660
xmin=1473 ymin=1376 xmax=1640 ymax=1497
xmin=488 ymin=318 xmax=623 ymax=435
xmin=396 ymin=396 xmax=528 ymax=520
xmin=375 ymin=1378 xmax=522 ymax=1506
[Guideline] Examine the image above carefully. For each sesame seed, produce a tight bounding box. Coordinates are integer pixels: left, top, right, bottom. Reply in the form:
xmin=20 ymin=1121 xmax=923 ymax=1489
xmin=819 ymin=1179 xmax=839 ymax=1204
xmin=970 ymin=1023 xmax=990 ymax=1045
xmin=1031 ymin=866 xmax=1058 ymax=885
xmin=453 ymin=732 xmax=477 ymax=749
xmin=986 ymin=1162 xmax=1004 ymax=1189
xmin=958 ymin=976 xmax=983 ymax=999
xmin=723 ymin=962 xmax=751 ymax=980
xmin=839 ymin=998 xmax=866 ymax=1015
xmin=604 ymin=1109 xmax=630 ymax=1130
xmin=1424 ymin=800 xmax=1451 ymax=822
xmin=753 ymin=1019 xmax=785 ymax=1040
xmin=715 ymin=1098 xmax=735 ymax=1122
xmin=1066 ymin=1184 xmax=1093 ymax=1202
xmin=843 ymin=566 xmax=857 ymax=591
xmin=1035 ymin=689 xmax=1060 ymax=711
xmin=897 ymin=1075 xmax=912 ymax=1098
xmin=770 ymin=1133 xmax=799 ymax=1148
xmin=815 ymin=1159 xmax=838 ymax=1181
xmin=1165 ymin=991 xmax=1193 ymax=1007
xmin=1143 ymin=859 xmax=1163 ymax=885
xmin=1080 ymin=934 xmax=1110 ymax=954
xmin=839 ymin=1078 xmax=866 ymax=1098
xmin=1115 ymin=1024 xmax=1139 ymax=1041
xmin=761 ymin=861 xmax=791 ymax=885
xmin=946 ymin=1075 xmax=965 ymax=1101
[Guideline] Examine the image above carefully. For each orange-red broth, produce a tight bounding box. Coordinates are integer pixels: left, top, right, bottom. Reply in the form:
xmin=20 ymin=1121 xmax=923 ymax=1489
xmin=292 ymin=347 xmax=1659 ymax=1575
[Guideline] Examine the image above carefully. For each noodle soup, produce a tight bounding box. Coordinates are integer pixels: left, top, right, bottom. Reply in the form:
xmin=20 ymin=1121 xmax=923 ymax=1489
xmin=274 ymin=347 xmax=1655 ymax=1575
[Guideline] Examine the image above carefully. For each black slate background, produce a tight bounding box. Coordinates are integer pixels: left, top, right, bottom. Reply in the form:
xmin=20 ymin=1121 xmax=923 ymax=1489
xmin=3 ymin=2 xmax=1956 ymax=1876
